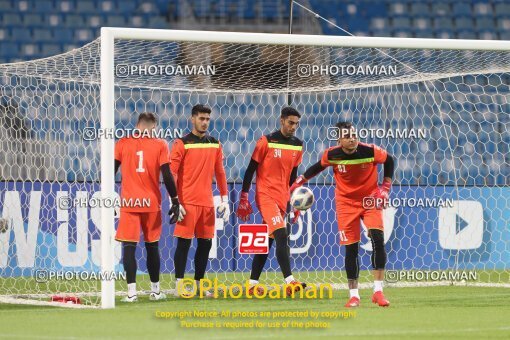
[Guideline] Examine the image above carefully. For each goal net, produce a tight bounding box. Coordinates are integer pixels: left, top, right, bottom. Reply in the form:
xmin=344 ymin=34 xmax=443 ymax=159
xmin=0 ymin=29 xmax=509 ymax=308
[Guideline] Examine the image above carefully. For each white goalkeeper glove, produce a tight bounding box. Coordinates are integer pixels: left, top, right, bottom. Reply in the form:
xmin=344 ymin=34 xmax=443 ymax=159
xmin=216 ymin=195 xmax=230 ymax=223
xmin=169 ymin=197 xmax=186 ymax=224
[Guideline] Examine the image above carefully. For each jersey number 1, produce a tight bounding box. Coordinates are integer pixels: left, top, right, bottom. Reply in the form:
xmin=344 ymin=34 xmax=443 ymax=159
xmin=136 ymin=151 xmax=145 ymax=172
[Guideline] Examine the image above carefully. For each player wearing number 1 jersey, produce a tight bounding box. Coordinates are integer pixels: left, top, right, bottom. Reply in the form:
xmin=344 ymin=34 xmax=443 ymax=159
xmin=114 ymin=112 xmax=184 ymax=302
xmin=236 ymin=107 xmax=306 ymax=295
xmin=291 ymin=122 xmax=395 ymax=307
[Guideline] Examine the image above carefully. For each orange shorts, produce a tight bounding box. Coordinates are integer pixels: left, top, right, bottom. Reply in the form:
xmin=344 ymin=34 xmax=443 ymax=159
xmin=336 ymin=198 xmax=383 ymax=245
xmin=173 ymin=204 xmax=215 ymax=239
xmin=115 ymin=210 xmax=162 ymax=243
xmin=256 ymin=196 xmax=286 ymax=237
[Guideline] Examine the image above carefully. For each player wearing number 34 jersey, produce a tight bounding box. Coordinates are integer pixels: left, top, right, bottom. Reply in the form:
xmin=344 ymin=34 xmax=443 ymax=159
xmin=291 ymin=122 xmax=395 ymax=308
xmin=236 ymin=107 xmax=306 ymax=296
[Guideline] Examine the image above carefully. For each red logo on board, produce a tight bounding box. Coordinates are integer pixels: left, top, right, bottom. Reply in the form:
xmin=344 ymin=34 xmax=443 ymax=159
xmin=238 ymin=224 xmax=269 ymax=254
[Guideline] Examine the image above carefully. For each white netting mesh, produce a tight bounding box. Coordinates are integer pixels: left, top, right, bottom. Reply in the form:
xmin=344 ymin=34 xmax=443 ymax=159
xmin=0 ymin=34 xmax=509 ymax=306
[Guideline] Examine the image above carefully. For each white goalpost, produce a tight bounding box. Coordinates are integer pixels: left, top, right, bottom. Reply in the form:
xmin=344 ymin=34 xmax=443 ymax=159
xmin=0 ymin=28 xmax=508 ymax=309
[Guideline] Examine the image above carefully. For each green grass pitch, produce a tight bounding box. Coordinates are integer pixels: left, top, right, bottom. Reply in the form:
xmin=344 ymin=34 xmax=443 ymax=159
xmin=1 ymin=271 xmax=510 ymax=339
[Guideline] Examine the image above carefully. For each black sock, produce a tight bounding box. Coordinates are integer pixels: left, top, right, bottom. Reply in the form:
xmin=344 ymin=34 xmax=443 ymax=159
xmin=174 ymin=237 xmax=191 ymax=279
xmin=194 ymin=238 xmax=212 ymax=281
xmin=145 ymin=241 xmax=160 ymax=283
xmin=369 ymin=229 xmax=387 ymax=270
xmin=273 ymin=228 xmax=292 ymax=279
xmin=122 ymin=242 xmax=137 ymax=284
xmin=250 ymin=238 xmax=274 ymax=281
xmin=344 ymin=242 xmax=360 ymax=280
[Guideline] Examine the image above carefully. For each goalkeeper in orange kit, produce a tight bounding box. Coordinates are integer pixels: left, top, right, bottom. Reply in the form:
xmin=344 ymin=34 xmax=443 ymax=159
xmin=290 ymin=122 xmax=394 ymax=307
xmin=236 ymin=107 xmax=306 ymax=296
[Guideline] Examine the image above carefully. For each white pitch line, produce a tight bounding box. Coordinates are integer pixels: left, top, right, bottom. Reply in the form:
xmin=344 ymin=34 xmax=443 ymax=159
xmin=0 ymin=335 xmax=79 ymax=340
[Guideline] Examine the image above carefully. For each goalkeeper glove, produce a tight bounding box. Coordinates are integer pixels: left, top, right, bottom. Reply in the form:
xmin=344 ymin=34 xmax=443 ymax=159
xmin=290 ymin=175 xmax=307 ymax=194
xmin=236 ymin=192 xmax=253 ymax=222
xmin=288 ymin=209 xmax=300 ymax=224
xmin=216 ymin=195 xmax=230 ymax=223
xmin=369 ymin=179 xmax=391 ymax=209
xmin=169 ymin=197 xmax=186 ymax=224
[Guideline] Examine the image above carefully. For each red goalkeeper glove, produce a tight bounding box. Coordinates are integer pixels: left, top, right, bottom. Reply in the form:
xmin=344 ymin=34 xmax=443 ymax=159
xmin=369 ymin=179 xmax=391 ymax=209
xmin=290 ymin=175 xmax=307 ymax=194
xmin=288 ymin=209 xmax=300 ymax=224
xmin=236 ymin=192 xmax=253 ymax=222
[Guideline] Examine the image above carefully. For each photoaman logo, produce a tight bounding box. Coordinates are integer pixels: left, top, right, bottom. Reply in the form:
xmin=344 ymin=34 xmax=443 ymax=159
xmin=176 ymin=278 xmax=333 ymax=299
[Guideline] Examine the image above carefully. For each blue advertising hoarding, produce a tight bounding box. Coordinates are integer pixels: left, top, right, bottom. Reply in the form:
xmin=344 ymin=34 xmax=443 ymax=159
xmin=0 ymin=182 xmax=508 ymax=277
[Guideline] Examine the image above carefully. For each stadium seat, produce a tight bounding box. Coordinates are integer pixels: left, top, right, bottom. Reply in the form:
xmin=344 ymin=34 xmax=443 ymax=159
xmin=478 ymin=31 xmax=496 ymax=40
xmin=457 ymin=30 xmax=477 ymax=39
xmin=40 ymin=43 xmax=61 ymax=55
xmin=370 ymin=17 xmax=390 ymax=30
xmin=494 ymin=3 xmax=510 ymax=17
xmin=33 ymin=28 xmax=52 ymax=41
xmin=43 ymin=13 xmax=62 ymax=27
xmin=105 ymin=15 xmax=126 ymax=27
xmin=410 ymin=3 xmax=429 ymax=17
xmin=435 ymin=29 xmax=454 ymax=39
xmin=65 ymin=14 xmax=86 ymax=27
xmin=433 ymin=17 xmax=454 ymax=30
xmin=139 ymin=2 xmax=158 ymax=14
xmin=393 ymin=17 xmax=412 ymax=30
xmin=51 ymin=28 xmax=72 ymax=42
xmin=452 ymin=3 xmax=472 ymax=17
xmin=389 ymin=3 xmax=407 ymax=16
xmin=117 ymin=1 xmax=137 ymax=13
xmin=11 ymin=27 xmax=32 ymax=42
xmin=0 ymin=42 xmax=18 ymax=57
xmin=361 ymin=2 xmax=387 ymax=17
xmin=431 ymin=3 xmax=450 ymax=16
xmin=455 ymin=17 xmax=474 ymax=30
xmin=414 ymin=31 xmax=433 ymax=38
xmin=74 ymin=29 xmax=94 ymax=42
xmin=475 ymin=17 xmax=495 ymax=30
xmin=149 ymin=17 xmax=169 ymax=29
xmin=473 ymin=2 xmax=493 ymax=16
xmin=58 ymin=0 xmax=75 ymax=12
xmin=75 ymin=0 xmax=97 ymax=14
xmin=100 ymin=0 xmax=114 ymax=12
xmin=130 ymin=15 xmax=146 ymax=27
xmin=0 ymin=0 xmax=13 ymax=11
xmin=25 ymin=13 xmax=48 ymax=27
xmin=413 ymin=18 xmax=431 ymax=32
xmin=497 ymin=17 xmax=510 ymax=30
xmin=1 ymin=13 xmax=23 ymax=26
xmin=499 ymin=31 xmax=510 ymax=40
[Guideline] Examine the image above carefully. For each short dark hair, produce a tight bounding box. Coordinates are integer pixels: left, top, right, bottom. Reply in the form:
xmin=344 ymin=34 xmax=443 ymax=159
xmin=335 ymin=121 xmax=355 ymax=138
xmin=281 ymin=106 xmax=301 ymax=119
xmin=191 ymin=104 xmax=212 ymax=116
xmin=137 ymin=112 xmax=157 ymax=124
xmin=335 ymin=121 xmax=353 ymax=130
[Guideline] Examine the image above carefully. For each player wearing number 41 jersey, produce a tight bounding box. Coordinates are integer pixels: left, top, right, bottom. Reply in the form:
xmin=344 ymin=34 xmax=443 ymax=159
xmin=236 ymin=107 xmax=306 ymax=296
xmin=170 ymin=104 xmax=229 ymax=297
xmin=291 ymin=122 xmax=395 ymax=308
xmin=114 ymin=112 xmax=185 ymax=303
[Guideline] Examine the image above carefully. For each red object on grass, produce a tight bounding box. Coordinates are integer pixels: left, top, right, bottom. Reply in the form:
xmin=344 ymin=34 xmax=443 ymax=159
xmin=51 ymin=295 xmax=81 ymax=304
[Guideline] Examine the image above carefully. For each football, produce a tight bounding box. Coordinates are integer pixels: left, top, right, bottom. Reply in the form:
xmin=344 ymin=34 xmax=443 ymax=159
xmin=290 ymin=186 xmax=314 ymax=211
